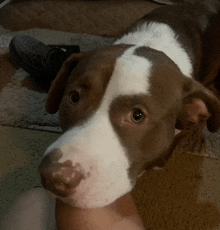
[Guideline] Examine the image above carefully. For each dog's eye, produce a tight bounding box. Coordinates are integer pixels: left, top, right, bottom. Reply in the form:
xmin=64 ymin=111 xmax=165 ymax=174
xmin=132 ymin=108 xmax=145 ymax=123
xmin=70 ymin=91 xmax=80 ymax=104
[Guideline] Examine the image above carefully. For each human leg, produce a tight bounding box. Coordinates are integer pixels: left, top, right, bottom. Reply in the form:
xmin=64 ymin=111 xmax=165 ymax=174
xmin=0 ymin=188 xmax=56 ymax=230
xmin=0 ymin=188 xmax=145 ymax=230
xmin=55 ymin=193 xmax=145 ymax=230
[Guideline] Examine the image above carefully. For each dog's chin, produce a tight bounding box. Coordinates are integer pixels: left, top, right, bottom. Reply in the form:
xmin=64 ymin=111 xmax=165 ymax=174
xmin=46 ymin=188 xmax=130 ymax=209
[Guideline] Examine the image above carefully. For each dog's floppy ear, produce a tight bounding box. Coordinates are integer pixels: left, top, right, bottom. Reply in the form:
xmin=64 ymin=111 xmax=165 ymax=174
xmin=45 ymin=53 xmax=84 ymax=114
xmin=176 ymin=77 xmax=220 ymax=133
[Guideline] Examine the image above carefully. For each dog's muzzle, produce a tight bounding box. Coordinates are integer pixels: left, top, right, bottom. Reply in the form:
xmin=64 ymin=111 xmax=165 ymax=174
xmin=38 ymin=148 xmax=86 ymax=198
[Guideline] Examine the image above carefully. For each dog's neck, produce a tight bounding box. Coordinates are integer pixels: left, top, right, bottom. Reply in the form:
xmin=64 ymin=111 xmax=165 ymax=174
xmin=113 ymin=22 xmax=193 ymax=78
xmin=113 ymin=1 xmax=220 ymax=81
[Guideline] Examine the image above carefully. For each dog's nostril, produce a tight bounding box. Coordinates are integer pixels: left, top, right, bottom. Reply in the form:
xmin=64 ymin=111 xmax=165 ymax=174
xmin=48 ymin=148 xmax=63 ymax=163
xmin=38 ymin=148 xmax=63 ymax=179
xmin=39 ymin=149 xmax=86 ymax=197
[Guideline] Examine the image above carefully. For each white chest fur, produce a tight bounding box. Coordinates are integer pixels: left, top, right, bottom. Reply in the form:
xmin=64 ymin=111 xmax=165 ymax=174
xmin=114 ymin=22 xmax=193 ymax=78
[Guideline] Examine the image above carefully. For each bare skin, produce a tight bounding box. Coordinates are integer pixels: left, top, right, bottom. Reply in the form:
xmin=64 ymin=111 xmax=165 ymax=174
xmin=56 ymin=193 xmax=145 ymax=230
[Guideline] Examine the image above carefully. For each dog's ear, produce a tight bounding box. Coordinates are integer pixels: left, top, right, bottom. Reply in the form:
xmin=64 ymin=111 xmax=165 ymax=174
xmin=45 ymin=53 xmax=84 ymax=114
xmin=176 ymin=77 xmax=220 ymax=133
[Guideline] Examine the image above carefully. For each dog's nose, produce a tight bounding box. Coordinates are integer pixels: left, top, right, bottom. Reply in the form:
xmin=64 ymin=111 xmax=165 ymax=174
xmin=38 ymin=148 xmax=86 ymax=197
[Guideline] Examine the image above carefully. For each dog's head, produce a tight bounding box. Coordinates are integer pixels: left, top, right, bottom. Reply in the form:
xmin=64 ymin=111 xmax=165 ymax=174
xmin=39 ymin=45 xmax=220 ymax=208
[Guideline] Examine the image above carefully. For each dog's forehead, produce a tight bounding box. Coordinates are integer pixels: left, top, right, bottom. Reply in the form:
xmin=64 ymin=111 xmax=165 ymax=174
xmin=84 ymin=46 xmax=153 ymax=117
xmin=68 ymin=45 xmax=154 ymax=100
xmin=65 ymin=45 xmax=184 ymax=122
xmin=100 ymin=45 xmax=183 ymax=109
xmin=134 ymin=46 xmax=181 ymax=74
xmin=67 ymin=44 xmax=134 ymax=85
xmin=101 ymin=46 xmax=153 ymax=106
xmin=80 ymin=44 xmax=134 ymax=68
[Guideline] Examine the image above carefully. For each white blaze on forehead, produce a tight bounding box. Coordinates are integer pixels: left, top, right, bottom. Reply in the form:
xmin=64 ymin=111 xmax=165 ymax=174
xmin=99 ymin=46 xmax=152 ymax=111
xmin=114 ymin=22 xmax=193 ymax=78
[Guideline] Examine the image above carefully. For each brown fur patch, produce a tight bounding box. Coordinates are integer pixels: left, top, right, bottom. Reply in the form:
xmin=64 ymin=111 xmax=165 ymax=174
xmin=46 ymin=45 xmax=133 ymax=130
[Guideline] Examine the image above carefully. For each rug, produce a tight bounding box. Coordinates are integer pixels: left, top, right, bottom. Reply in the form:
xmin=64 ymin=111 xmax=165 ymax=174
xmin=0 ymin=26 xmax=114 ymax=132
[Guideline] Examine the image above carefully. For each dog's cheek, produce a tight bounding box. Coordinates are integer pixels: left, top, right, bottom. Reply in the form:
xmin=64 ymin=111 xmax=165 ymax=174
xmin=59 ymin=96 xmax=78 ymax=130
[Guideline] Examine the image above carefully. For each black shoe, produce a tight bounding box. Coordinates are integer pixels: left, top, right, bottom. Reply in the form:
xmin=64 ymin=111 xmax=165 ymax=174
xmin=9 ymin=35 xmax=80 ymax=82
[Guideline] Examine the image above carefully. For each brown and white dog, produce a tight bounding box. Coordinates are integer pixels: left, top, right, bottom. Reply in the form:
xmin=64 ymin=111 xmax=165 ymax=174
xmin=39 ymin=0 xmax=220 ymax=209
